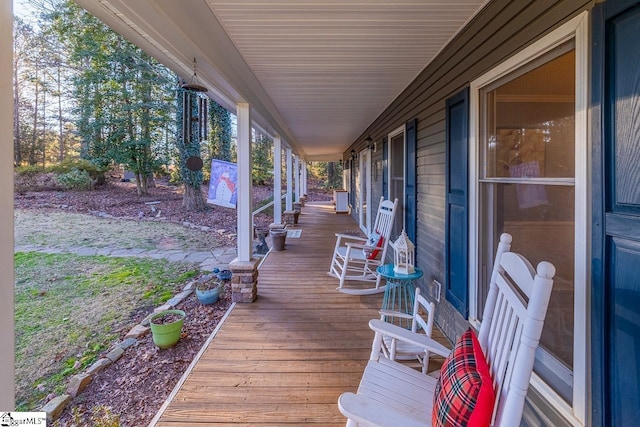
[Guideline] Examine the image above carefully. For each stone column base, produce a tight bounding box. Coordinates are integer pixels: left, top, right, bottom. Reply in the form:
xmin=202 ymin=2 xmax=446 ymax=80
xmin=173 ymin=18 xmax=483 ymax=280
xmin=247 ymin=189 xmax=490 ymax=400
xmin=229 ymin=258 xmax=260 ymax=303
xmin=283 ymin=210 xmax=296 ymax=226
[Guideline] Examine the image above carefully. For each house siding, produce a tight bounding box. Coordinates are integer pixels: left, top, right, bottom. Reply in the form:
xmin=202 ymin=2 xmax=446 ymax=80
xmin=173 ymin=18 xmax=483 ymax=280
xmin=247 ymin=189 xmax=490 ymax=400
xmin=345 ymin=1 xmax=592 ymax=424
xmin=347 ymin=0 xmax=592 ymax=339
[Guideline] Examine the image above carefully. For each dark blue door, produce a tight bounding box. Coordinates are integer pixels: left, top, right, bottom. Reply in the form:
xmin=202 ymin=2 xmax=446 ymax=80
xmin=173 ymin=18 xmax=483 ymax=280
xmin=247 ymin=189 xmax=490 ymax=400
xmin=445 ymin=88 xmax=469 ymax=317
xmin=592 ymin=1 xmax=640 ymax=425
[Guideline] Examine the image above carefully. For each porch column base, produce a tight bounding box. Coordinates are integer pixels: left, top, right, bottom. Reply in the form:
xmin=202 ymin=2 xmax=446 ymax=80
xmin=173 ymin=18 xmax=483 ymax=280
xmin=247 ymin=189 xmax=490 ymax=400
xmin=229 ymin=258 xmax=260 ymax=303
xmin=283 ymin=210 xmax=296 ymax=226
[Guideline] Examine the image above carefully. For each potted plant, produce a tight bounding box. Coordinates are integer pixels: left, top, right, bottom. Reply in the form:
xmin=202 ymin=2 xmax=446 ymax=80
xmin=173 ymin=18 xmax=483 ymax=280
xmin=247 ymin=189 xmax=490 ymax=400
xmin=196 ymin=274 xmax=225 ymax=305
xmin=149 ymin=309 xmax=185 ymax=349
xmin=270 ymin=228 xmax=287 ymax=251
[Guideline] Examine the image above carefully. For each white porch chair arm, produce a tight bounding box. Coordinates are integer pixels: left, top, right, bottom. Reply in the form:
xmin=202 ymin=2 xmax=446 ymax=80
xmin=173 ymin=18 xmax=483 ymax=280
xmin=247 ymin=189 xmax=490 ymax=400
xmin=334 ymin=233 xmax=367 ymax=242
xmin=345 ymin=242 xmax=379 ymax=251
xmin=338 ymin=392 xmax=427 ymax=427
xmin=369 ymin=319 xmax=451 ymax=358
xmin=378 ymin=310 xmax=413 ymax=320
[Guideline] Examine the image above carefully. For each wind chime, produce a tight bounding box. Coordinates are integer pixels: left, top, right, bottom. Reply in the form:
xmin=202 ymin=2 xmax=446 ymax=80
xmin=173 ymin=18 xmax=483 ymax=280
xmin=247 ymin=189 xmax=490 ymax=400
xmin=181 ymin=58 xmax=208 ymax=148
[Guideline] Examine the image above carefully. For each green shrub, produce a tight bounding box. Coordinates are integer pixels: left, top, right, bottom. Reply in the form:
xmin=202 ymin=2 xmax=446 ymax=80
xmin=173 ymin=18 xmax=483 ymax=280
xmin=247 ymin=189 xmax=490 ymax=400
xmin=47 ymin=158 xmax=104 ymax=179
xmin=56 ymin=168 xmax=93 ymax=190
xmin=15 ymin=165 xmax=45 ymax=176
xmin=168 ymin=167 xmax=183 ymax=185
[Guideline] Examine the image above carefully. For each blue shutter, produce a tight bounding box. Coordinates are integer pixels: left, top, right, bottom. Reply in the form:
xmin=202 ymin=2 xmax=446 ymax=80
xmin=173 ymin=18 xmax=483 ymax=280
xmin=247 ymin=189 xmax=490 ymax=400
xmin=592 ymin=2 xmax=640 ymax=425
xmin=349 ymin=158 xmax=355 ymax=207
xmin=445 ymin=88 xmax=469 ymax=317
xmin=405 ymin=119 xmax=417 ymax=243
xmin=382 ymin=136 xmax=388 ymax=200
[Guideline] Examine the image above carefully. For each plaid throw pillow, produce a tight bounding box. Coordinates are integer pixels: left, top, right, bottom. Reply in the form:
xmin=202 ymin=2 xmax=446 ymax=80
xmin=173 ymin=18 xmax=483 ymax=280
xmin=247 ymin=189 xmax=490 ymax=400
xmin=432 ymin=328 xmax=495 ymax=427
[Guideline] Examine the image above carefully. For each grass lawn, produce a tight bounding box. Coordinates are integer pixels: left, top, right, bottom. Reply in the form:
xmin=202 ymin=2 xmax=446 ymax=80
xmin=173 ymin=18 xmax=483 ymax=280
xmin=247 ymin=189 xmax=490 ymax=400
xmin=14 ymin=251 xmax=200 ymax=411
xmin=14 ymin=209 xmax=222 ymax=251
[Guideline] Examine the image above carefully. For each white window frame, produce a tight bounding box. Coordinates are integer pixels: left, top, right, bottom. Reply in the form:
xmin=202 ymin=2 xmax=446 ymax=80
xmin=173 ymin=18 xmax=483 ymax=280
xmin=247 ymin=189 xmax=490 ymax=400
xmin=388 ymin=125 xmax=406 ymax=234
xmin=359 ymin=148 xmax=372 ymax=233
xmin=468 ymin=12 xmax=588 ymax=426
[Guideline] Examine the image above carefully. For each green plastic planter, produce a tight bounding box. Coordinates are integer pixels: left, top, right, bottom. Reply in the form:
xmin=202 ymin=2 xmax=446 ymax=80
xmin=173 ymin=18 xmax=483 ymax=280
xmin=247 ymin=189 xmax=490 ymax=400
xmin=149 ymin=309 xmax=185 ymax=349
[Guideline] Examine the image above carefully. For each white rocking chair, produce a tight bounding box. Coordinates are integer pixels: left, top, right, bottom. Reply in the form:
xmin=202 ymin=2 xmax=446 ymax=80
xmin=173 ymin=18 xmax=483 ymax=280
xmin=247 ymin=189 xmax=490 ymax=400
xmin=328 ymin=197 xmax=398 ymax=295
xmin=338 ymin=233 xmax=556 ymax=426
xmin=379 ymin=287 xmax=436 ymax=374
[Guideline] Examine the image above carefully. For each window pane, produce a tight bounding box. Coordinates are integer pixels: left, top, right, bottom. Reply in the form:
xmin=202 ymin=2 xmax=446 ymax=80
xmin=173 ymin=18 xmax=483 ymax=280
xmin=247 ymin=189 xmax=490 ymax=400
xmin=389 ymin=132 xmax=404 ymax=239
xmin=480 ymin=183 xmax=574 ymax=401
xmin=482 ymin=50 xmax=575 ymax=179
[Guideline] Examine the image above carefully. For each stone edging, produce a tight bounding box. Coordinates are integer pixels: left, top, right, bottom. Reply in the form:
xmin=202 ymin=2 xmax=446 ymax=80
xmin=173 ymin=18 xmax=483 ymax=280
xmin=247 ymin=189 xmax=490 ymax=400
xmin=40 ymin=275 xmax=210 ymax=422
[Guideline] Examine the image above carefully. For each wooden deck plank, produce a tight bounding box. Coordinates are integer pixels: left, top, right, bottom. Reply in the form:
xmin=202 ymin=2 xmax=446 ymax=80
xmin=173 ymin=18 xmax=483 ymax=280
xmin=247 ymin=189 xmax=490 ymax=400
xmin=154 ymin=201 xmax=445 ymax=425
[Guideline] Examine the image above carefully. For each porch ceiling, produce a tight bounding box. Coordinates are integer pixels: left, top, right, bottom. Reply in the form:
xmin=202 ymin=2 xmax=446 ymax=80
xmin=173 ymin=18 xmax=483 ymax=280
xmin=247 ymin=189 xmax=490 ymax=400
xmin=75 ymin=0 xmax=487 ymax=160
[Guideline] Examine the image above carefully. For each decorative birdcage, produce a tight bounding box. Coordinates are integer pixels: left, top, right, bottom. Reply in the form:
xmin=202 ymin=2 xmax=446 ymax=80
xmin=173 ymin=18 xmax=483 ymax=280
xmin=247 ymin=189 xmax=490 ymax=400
xmin=392 ymin=230 xmax=415 ymax=274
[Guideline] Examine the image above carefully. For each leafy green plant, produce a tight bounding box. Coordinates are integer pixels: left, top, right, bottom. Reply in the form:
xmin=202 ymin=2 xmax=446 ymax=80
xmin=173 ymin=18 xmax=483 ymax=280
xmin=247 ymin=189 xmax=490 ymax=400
xmin=46 ymin=158 xmax=103 ymax=176
xmin=15 ymin=165 xmax=45 ymax=176
xmin=90 ymin=405 xmax=120 ymax=427
xmin=55 ymin=168 xmax=93 ymax=190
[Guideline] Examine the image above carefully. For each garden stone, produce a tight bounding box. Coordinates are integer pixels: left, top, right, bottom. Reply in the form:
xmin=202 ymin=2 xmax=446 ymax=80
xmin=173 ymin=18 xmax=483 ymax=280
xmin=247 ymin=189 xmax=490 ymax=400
xmin=42 ymin=394 xmax=71 ymax=422
xmin=106 ymin=346 xmax=125 ymax=362
xmin=125 ymin=324 xmax=149 ymax=338
xmin=66 ymin=373 xmax=92 ymax=397
xmin=85 ymin=357 xmax=111 ymax=375
xmin=119 ymin=337 xmax=137 ymax=349
xmin=154 ymin=303 xmax=172 ymax=313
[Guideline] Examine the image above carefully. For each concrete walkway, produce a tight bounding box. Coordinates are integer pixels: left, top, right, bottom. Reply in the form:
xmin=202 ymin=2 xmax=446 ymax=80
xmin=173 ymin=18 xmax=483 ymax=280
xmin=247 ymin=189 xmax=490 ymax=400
xmin=13 ymin=244 xmax=238 ymax=272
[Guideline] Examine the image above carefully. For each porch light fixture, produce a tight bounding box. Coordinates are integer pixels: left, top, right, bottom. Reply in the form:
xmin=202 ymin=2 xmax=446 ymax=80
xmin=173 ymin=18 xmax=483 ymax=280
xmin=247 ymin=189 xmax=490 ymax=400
xmin=182 ymin=58 xmax=208 ymax=92
xmin=365 ymin=136 xmax=373 ymax=149
xmin=392 ymin=230 xmax=415 ymax=275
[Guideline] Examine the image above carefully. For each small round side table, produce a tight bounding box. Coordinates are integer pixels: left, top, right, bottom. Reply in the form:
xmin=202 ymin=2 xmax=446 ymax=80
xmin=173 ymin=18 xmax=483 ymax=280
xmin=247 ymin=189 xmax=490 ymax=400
xmin=376 ymin=264 xmax=424 ymax=328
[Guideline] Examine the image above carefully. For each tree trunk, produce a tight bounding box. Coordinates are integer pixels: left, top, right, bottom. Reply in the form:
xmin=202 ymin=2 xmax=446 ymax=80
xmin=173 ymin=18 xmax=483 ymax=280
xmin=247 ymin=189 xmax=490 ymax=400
xmin=135 ymin=173 xmax=143 ymax=196
xmin=13 ymin=46 xmax=21 ymax=166
xmin=134 ymin=173 xmax=150 ymax=196
xmin=182 ymin=184 xmax=207 ymax=211
xmin=42 ymin=72 xmax=46 ymax=168
xmin=146 ymin=173 xmax=155 ymax=189
xmin=57 ymin=61 xmax=64 ymax=162
xmin=31 ymin=58 xmax=39 ymax=166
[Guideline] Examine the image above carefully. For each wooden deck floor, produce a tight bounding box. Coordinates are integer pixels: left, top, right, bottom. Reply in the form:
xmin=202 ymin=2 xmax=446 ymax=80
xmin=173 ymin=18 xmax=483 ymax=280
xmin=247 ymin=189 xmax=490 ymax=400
xmin=155 ymin=201 xmax=446 ymax=426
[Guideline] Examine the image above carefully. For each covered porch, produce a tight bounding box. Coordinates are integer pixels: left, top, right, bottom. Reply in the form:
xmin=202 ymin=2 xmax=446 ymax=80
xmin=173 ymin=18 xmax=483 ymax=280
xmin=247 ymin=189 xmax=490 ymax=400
xmin=152 ymin=201 xmax=448 ymax=425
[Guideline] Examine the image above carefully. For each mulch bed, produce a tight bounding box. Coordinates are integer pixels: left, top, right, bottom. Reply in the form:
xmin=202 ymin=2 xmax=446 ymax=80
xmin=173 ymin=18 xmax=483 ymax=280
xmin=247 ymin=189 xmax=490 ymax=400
xmin=56 ymin=284 xmax=232 ymax=426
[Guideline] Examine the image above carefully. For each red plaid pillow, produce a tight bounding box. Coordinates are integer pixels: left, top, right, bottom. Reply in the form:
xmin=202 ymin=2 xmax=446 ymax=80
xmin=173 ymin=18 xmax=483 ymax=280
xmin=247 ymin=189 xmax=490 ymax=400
xmin=432 ymin=328 xmax=495 ymax=427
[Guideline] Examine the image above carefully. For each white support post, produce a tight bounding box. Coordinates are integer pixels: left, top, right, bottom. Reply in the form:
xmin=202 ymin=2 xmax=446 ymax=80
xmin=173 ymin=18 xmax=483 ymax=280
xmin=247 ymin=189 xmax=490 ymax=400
xmin=301 ymin=160 xmax=307 ymax=196
xmin=286 ymin=148 xmax=293 ymax=211
xmin=294 ymin=155 xmax=300 ymax=202
xmin=343 ymin=161 xmax=348 ymax=191
xmin=304 ymin=161 xmax=308 ymax=195
xmin=0 ymin=0 xmax=15 ymax=409
xmin=236 ymin=102 xmax=252 ymax=262
xmin=273 ymin=135 xmax=282 ymax=225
